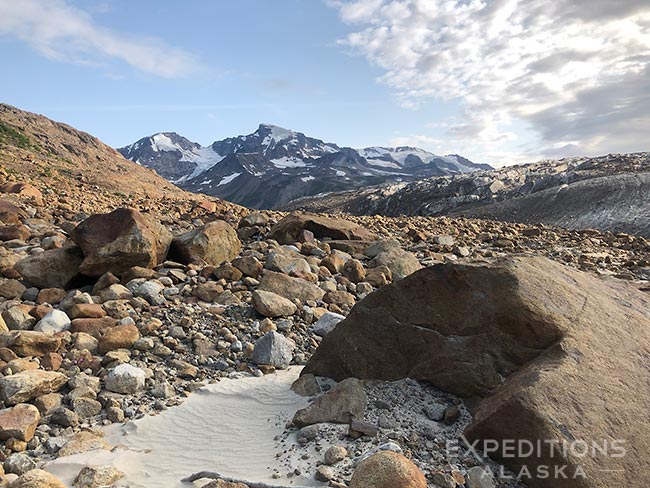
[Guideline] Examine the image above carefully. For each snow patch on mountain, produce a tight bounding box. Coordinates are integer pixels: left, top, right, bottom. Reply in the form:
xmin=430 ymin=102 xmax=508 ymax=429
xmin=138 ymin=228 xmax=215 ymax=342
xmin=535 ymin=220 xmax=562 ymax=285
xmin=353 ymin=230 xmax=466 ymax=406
xmin=217 ymin=172 xmax=241 ymax=186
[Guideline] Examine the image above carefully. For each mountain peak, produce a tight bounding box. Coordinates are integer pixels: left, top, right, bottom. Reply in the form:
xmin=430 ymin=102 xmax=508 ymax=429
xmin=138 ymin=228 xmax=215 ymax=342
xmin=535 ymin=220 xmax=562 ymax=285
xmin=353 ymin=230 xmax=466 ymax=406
xmin=255 ymin=124 xmax=296 ymax=144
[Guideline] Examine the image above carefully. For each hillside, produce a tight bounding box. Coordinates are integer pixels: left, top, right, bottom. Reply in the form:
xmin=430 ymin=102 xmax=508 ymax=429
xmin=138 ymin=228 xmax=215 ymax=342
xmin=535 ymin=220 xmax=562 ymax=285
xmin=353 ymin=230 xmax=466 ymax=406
xmin=286 ymin=152 xmax=650 ymax=237
xmin=0 ymin=103 xmax=244 ymax=221
xmin=118 ymin=125 xmax=489 ymax=209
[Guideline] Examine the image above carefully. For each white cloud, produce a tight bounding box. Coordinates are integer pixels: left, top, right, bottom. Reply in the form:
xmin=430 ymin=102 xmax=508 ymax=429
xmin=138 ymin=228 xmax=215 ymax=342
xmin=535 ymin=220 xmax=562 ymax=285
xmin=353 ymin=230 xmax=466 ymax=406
xmin=0 ymin=0 xmax=199 ymax=78
xmin=328 ymin=0 xmax=650 ymax=164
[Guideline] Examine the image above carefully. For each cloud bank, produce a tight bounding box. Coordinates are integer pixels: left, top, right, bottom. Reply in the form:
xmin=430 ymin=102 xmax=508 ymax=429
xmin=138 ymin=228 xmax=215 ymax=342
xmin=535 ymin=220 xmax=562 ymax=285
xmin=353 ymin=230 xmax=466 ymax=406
xmin=327 ymin=0 xmax=650 ymax=164
xmin=0 ymin=0 xmax=199 ymax=78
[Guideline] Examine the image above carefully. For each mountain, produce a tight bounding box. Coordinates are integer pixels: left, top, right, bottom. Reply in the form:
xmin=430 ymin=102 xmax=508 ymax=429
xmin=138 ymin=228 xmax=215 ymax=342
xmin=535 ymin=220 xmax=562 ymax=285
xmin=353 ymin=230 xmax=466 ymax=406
xmin=286 ymin=152 xmax=650 ymax=237
xmin=118 ymin=124 xmax=488 ymax=209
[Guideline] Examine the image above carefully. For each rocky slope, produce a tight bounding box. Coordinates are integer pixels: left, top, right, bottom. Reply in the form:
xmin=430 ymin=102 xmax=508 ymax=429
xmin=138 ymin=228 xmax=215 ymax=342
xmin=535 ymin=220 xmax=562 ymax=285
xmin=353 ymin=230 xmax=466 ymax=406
xmin=287 ymin=152 xmax=650 ymax=237
xmin=118 ymin=125 xmax=489 ymax=209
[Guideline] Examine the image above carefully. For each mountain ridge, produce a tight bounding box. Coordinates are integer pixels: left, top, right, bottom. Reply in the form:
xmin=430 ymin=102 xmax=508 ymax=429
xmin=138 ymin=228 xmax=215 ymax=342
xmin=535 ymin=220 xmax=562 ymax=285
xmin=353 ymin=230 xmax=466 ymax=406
xmin=118 ymin=125 xmax=489 ymax=209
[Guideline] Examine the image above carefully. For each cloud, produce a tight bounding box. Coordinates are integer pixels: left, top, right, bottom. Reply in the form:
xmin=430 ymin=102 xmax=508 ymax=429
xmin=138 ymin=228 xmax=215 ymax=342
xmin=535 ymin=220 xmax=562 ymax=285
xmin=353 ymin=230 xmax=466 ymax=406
xmin=0 ymin=0 xmax=199 ymax=78
xmin=328 ymin=0 xmax=650 ymax=164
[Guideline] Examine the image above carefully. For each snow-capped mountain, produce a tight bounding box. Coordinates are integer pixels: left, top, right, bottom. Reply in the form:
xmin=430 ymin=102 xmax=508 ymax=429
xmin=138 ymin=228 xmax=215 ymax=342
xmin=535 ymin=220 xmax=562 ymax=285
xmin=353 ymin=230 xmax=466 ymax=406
xmin=118 ymin=124 xmax=489 ymax=209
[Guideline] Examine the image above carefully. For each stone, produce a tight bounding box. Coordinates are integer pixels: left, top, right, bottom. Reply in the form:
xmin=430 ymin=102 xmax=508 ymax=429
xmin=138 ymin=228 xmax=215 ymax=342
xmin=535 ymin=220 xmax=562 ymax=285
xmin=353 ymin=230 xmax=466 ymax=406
xmin=0 ymin=224 xmax=30 ymax=242
xmin=213 ymin=263 xmax=242 ymax=282
xmin=99 ymin=284 xmax=132 ymax=302
xmin=72 ymin=466 xmax=124 ymax=488
xmin=315 ymin=466 xmax=334 ymax=482
xmin=232 ymin=256 xmax=263 ymax=278
xmin=33 ymin=393 xmax=62 ymax=416
xmin=50 ymin=407 xmax=79 ymax=428
xmin=324 ymin=445 xmax=347 ymax=465
xmin=293 ymin=378 xmax=366 ymax=427
xmin=0 ymin=280 xmax=26 ymax=300
xmin=8 ymin=469 xmax=66 ymax=488
xmin=304 ymin=256 xmax=650 ymax=487
xmin=265 ymin=252 xmax=312 ymax=277
xmin=0 ymin=183 xmax=43 ymax=205
xmin=290 ymin=374 xmax=321 ymax=397
xmin=369 ymin=249 xmax=422 ymax=280
xmin=0 ymin=404 xmax=40 ymax=441
xmin=14 ymin=247 xmax=83 ymax=289
xmin=320 ymin=253 xmax=345 ymax=274
xmin=4 ymin=453 xmax=36 ymax=476
xmin=342 ymin=259 xmax=366 ymax=283
xmin=2 ymin=331 xmax=61 ymax=357
xmin=104 ymin=363 xmax=146 ymax=394
xmin=193 ymin=282 xmax=224 ymax=302
xmin=134 ymin=280 xmax=165 ymax=306
xmin=0 ymin=201 xmax=26 ymax=224
xmin=258 ymin=271 xmax=324 ymax=303
xmin=98 ymin=324 xmax=140 ymax=353
xmin=57 ymin=431 xmax=110 ymax=457
xmin=69 ymin=304 xmax=105 ymax=319
xmin=72 ymin=397 xmax=102 ymax=418
xmin=2 ymin=307 xmax=35 ymax=331
xmin=70 ymin=208 xmax=172 ymax=276
xmin=0 ymin=370 xmax=67 ymax=405
xmin=465 ymin=466 xmax=495 ymax=488
xmin=252 ymin=331 xmax=294 ymax=369
xmin=33 ymin=310 xmax=70 ymax=334
xmin=424 ymin=402 xmax=447 ymax=421
xmin=252 ymin=290 xmax=297 ymax=317
xmin=270 ymin=212 xmax=377 ymax=244
xmin=349 ymin=451 xmax=426 ymax=488
xmin=171 ymin=220 xmax=241 ymax=267
xmin=433 ymin=235 xmax=455 ymax=247
xmin=312 ymin=312 xmax=345 ymax=337
xmin=36 ymin=288 xmax=67 ymax=305
xmin=69 ymin=317 xmax=117 ymax=338
xmin=323 ymin=290 xmax=356 ymax=309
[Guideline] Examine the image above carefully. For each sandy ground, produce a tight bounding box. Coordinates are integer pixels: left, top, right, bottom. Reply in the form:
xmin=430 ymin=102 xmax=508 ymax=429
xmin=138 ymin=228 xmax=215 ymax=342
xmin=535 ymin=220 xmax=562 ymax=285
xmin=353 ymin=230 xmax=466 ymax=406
xmin=45 ymin=368 xmax=316 ymax=487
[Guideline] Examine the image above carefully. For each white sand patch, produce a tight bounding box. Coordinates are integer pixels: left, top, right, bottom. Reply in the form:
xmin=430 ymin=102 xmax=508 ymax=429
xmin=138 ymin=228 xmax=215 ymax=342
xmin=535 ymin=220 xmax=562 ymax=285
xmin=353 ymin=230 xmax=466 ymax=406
xmin=45 ymin=368 xmax=320 ymax=487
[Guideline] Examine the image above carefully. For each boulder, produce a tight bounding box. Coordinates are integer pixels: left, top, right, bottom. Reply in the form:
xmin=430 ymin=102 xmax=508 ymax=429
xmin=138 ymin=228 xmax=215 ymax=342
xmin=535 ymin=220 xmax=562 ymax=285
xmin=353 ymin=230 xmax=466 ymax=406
xmin=171 ymin=221 xmax=241 ymax=267
xmin=349 ymin=451 xmax=426 ymax=488
xmin=0 ymin=201 xmax=26 ymax=225
xmin=14 ymin=247 xmax=83 ymax=289
xmin=104 ymin=363 xmax=146 ymax=394
xmin=0 ymin=404 xmax=40 ymax=441
xmin=258 ymin=270 xmax=324 ymax=304
xmin=269 ymin=212 xmax=377 ymax=244
xmin=0 ymin=183 xmax=43 ymax=205
xmin=72 ymin=466 xmax=124 ymax=488
xmin=0 ymin=279 xmax=26 ymax=299
xmin=33 ymin=310 xmax=70 ymax=335
xmin=369 ymin=249 xmax=422 ymax=280
xmin=7 ymin=469 xmax=66 ymax=488
xmin=0 ymin=224 xmax=30 ymax=242
xmin=57 ymin=430 xmax=110 ymax=457
xmin=0 ymin=370 xmax=67 ymax=405
xmin=98 ymin=324 xmax=140 ymax=353
xmin=312 ymin=312 xmax=345 ymax=337
xmin=293 ymin=378 xmax=366 ymax=427
xmin=303 ymin=256 xmax=650 ymax=487
xmin=1 ymin=331 xmax=62 ymax=357
xmin=252 ymin=290 xmax=297 ymax=317
xmin=252 ymin=331 xmax=294 ymax=369
xmin=70 ymin=208 xmax=172 ymax=276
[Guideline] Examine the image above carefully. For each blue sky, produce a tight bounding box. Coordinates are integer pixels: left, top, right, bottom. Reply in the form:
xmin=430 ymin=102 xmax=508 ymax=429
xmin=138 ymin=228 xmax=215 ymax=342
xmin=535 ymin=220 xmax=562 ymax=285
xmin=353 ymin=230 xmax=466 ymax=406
xmin=1 ymin=0 xmax=648 ymax=165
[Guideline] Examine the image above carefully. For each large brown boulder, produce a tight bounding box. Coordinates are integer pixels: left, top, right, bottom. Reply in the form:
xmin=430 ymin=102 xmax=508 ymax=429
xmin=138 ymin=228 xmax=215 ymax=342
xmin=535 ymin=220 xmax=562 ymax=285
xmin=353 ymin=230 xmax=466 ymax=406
xmin=303 ymin=256 xmax=650 ymax=487
xmin=0 ymin=201 xmax=27 ymax=225
xmin=171 ymin=220 xmax=241 ymax=267
xmin=0 ymin=331 xmax=62 ymax=357
xmin=0 ymin=403 xmax=40 ymax=441
xmin=14 ymin=247 xmax=83 ymax=289
xmin=70 ymin=208 xmax=172 ymax=276
xmin=258 ymin=270 xmax=324 ymax=304
xmin=8 ymin=469 xmax=66 ymax=488
xmin=268 ymin=212 xmax=377 ymax=244
xmin=0 ymin=370 xmax=67 ymax=405
xmin=350 ymin=451 xmax=426 ymax=488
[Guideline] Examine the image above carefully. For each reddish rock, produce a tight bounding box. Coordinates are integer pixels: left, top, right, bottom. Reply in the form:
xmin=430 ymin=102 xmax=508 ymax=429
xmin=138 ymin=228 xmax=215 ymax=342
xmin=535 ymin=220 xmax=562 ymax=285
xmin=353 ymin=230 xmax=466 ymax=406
xmin=70 ymin=317 xmax=117 ymax=338
xmin=350 ymin=451 xmax=426 ymax=488
xmin=98 ymin=324 xmax=140 ymax=353
xmin=0 ymin=200 xmax=26 ymax=225
xmin=0 ymin=183 xmax=43 ymax=205
xmin=69 ymin=303 xmax=106 ymax=319
xmin=1 ymin=331 xmax=62 ymax=357
xmin=40 ymin=352 xmax=63 ymax=371
xmin=269 ymin=212 xmax=377 ymax=244
xmin=36 ymin=288 xmax=67 ymax=305
xmin=70 ymin=208 xmax=172 ymax=276
xmin=0 ymin=224 xmax=30 ymax=241
xmin=0 ymin=404 xmax=40 ymax=441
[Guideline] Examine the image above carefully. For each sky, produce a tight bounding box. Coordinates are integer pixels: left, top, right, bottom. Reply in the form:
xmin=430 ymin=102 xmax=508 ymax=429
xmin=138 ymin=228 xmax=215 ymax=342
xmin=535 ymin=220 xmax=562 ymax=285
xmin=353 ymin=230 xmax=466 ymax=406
xmin=0 ymin=0 xmax=648 ymax=166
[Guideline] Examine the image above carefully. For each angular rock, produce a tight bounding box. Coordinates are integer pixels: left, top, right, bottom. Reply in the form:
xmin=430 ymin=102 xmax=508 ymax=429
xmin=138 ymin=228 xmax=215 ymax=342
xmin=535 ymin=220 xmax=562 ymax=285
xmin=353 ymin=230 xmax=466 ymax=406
xmin=0 ymin=279 xmax=26 ymax=300
xmin=70 ymin=208 xmax=172 ymax=276
xmin=312 ymin=312 xmax=345 ymax=337
xmin=349 ymin=451 xmax=426 ymax=488
xmin=252 ymin=290 xmax=297 ymax=317
xmin=369 ymin=249 xmax=422 ymax=280
xmin=104 ymin=363 xmax=146 ymax=394
xmin=252 ymin=331 xmax=294 ymax=369
xmin=1 ymin=331 xmax=62 ymax=357
xmin=293 ymin=378 xmax=366 ymax=427
xmin=304 ymin=256 xmax=650 ymax=487
xmin=0 ymin=404 xmax=40 ymax=441
xmin=57 ymin=431 xmax=110 ymax=457
xmin=258 ymin=270 xmax=324 ymax=304
xmin=0 ymin=200 xmax=26 ymax=225
xmin=0 ymin=370 xmax=67 ymax=405
xmin=98 ymin=324 xmax=140 ymax=353
xmin=269 ymin=212 xmax=377 ymax=244
xmin=33 ymin=310 xmax=71 ymax=335
xmin=14 ymin=247 xmax=83 ymax=289
xmin=171 ymin=220 xmax=241 ymax=267
xmin=2 ymin=307 xmax=35 ymax=331
xmin=72 ymin=466 xmax=124 ymax=488
xmin=8 ymin=469 xmax=66 ymax=488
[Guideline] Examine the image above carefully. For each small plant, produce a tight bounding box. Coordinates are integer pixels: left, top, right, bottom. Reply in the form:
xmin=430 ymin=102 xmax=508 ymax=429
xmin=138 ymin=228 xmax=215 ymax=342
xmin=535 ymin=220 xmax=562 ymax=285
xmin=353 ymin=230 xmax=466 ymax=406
xmin=0 ymin=121 xmax=31 ymax=149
